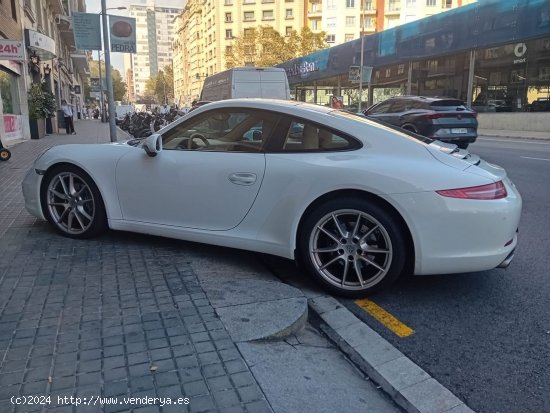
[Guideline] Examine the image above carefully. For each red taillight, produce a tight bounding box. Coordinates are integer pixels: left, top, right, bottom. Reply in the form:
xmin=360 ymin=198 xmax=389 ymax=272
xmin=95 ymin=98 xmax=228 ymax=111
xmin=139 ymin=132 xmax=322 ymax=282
xmin=436 ymin=181 xmax=507 ymax=200
xmin=425 ymin=113 xmax=446 ymax=120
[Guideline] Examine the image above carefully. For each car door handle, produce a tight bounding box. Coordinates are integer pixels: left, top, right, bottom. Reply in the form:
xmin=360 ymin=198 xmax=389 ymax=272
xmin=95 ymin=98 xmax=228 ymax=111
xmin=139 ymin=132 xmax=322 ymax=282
xmin=228 ymin=173 xmax=257 ymax=186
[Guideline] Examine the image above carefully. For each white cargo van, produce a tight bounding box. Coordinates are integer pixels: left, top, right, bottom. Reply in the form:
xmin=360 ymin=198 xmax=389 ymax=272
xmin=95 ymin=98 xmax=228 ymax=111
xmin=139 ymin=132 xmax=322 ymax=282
xmin=199 ymin=67 xmax=290 ymax=101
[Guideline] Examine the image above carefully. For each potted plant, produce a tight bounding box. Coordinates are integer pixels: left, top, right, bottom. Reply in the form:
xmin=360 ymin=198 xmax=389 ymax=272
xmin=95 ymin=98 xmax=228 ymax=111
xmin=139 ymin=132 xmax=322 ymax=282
xmin=28 ymin=82 xmax=56 ymax=139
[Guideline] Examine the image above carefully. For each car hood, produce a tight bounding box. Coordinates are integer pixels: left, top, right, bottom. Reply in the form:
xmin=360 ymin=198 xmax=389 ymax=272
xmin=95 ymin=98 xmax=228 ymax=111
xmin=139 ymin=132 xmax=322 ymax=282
xmin=426 ymin=140 xmax=507 ymax=180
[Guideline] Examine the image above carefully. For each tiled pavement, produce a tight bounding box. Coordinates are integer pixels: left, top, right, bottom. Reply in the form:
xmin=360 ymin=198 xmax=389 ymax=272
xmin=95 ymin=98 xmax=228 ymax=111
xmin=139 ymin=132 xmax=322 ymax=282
xmin=0 ymin=121 xmax=272 ymax=413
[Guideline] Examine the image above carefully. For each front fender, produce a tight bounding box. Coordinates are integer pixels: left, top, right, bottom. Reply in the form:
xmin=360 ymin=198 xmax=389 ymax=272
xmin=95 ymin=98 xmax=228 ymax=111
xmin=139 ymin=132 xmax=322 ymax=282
xmin=35 ymin=143 xmax=134 ymax=221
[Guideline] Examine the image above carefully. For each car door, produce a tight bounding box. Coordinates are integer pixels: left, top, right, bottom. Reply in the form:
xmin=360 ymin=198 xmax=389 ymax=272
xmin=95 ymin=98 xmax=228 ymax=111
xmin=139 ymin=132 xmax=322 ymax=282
xmin=115 ymin=108 xmax=277 ymax=231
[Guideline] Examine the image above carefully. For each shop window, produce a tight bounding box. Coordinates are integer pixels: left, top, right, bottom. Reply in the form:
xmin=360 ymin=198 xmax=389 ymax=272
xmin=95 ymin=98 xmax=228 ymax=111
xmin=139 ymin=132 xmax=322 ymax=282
xmin=398 ymin=64 xmax=405 ymax=75
xmin=0 ymin=69 xmax=19 ymax=114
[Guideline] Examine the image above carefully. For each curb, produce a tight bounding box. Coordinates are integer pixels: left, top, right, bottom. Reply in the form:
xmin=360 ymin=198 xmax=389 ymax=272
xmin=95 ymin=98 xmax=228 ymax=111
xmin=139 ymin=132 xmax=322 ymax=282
xmin=309 ymin=296 xmax=475 ymax=413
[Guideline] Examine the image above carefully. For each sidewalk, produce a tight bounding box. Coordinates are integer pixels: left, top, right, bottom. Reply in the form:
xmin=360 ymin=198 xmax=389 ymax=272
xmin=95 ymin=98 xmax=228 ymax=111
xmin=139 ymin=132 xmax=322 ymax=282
xmin=0 ymin=120 xmax=401 ymax=413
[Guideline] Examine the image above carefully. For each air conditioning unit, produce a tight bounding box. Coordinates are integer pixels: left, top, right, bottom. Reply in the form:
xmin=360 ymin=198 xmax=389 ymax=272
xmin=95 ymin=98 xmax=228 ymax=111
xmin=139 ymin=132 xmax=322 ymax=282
xmin=55 ymin=14 xmax=72 ymax=27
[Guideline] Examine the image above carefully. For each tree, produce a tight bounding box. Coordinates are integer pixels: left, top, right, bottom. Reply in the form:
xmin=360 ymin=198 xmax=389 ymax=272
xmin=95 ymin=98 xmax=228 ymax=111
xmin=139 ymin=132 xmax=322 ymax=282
xmin=88 ymin=60 xmax=127 ymax=102
xmin=144 ymin=66 xmax=175 ymax=104
xmin=226 ymin=26 xmax=328 ymax=68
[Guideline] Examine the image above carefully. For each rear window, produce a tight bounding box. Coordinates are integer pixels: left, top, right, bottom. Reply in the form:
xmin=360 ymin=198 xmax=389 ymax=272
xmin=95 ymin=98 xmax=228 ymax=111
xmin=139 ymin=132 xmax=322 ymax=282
xmin=430 ymin=100 xmax=467 ymax=111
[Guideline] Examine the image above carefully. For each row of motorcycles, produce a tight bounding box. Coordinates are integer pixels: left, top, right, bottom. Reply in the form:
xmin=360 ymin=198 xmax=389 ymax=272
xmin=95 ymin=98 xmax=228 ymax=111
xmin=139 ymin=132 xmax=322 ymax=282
xmin=117 ymin=107 xmax=187 ymax=139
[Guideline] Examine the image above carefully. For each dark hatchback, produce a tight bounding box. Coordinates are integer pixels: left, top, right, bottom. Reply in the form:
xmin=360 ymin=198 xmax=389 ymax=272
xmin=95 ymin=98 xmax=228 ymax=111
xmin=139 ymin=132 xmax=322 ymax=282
xmin=363 ymin=96 xmax=478 ymax=149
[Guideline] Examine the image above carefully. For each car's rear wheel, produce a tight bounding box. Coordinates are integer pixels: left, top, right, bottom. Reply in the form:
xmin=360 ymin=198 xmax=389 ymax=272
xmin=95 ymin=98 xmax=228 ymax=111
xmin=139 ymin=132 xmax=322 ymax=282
xmin=42 ymin=165 xmax=107 ymax=239
xmin=299 ymin=198 xmax=406 ymax=297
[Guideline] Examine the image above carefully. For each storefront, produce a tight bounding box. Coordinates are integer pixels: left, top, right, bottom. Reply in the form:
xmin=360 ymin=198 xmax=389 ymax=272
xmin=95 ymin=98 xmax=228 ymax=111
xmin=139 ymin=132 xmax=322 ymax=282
xmin=0 ymin=39 xmax=26 ymax=146
xmin=277 ymin=0 xmax=550 ymax=115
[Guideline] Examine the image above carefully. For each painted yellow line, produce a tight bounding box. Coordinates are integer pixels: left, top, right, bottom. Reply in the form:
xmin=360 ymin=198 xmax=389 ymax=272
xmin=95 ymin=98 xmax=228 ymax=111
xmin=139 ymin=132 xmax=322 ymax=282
xmin=355 ymin=299 xmax=414 ymax=338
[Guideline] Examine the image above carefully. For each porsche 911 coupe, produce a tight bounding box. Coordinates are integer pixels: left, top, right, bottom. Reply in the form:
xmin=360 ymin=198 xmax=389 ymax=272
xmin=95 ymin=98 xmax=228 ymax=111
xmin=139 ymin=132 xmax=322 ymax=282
xmin=22 ymin=99 xmax=522 ymax=297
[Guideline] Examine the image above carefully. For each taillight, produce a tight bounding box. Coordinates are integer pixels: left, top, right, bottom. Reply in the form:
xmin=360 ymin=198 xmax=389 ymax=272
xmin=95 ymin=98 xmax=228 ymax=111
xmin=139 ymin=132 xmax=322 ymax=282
xmin=425 ymin=113 xmax=445 ymax=120
xmin=436 ymin=181 xmax=507 ymax=200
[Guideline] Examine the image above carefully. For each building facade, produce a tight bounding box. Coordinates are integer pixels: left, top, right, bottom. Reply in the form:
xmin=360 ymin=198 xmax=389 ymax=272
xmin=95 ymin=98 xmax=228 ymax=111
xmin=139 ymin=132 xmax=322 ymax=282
xmin=126 ymin=0 xmax=183 ymax=101
xmin=277 ymin=0 xmax=550 ymax=119
xmin=1 ymin=0 xmax=88 ymax=146
xmin=306 ymin=0 xmax=477 ymax=47
xmin=173 ymin=0 xmax=306 ymax=106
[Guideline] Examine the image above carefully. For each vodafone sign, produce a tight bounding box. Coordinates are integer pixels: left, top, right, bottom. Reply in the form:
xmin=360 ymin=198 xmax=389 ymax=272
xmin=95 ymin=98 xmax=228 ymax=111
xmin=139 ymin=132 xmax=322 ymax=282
xmin=0 ymin=40 xmax=24 ymax=61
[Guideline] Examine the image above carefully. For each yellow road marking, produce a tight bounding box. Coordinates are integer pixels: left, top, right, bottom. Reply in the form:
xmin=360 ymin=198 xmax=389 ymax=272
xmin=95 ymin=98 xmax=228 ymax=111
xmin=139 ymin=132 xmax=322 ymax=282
xmin=355 ymin=299 xmax=414 ymax=338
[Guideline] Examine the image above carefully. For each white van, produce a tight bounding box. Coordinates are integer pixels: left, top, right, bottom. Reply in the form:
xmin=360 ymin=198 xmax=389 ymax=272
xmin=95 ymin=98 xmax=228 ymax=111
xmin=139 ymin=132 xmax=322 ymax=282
xmin=200 ymin=67 xmax=290 ymax=101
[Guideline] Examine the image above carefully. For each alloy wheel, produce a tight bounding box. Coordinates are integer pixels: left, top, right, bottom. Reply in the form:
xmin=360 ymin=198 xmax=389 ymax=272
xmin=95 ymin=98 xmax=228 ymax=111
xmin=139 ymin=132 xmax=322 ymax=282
xmin=46 ymin=171 xmax=96 ymax=235
xmin=308 ymin=209 xmax=393 ymax=291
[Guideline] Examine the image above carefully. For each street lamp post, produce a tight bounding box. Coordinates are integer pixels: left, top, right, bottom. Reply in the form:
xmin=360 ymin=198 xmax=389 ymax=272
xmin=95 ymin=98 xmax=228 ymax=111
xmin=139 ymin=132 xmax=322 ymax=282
xmin=358 ymin=1 xmax=365 ymax=113
xmin=100 ymin=4 xmax=126 ymax=142
xmin=97 ymin=50 xmax=105 ymax=122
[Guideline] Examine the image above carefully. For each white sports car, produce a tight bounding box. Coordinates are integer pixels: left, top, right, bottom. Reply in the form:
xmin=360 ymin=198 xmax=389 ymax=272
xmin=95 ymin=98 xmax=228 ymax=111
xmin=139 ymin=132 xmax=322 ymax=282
xmin=22 ymin=99 xmax=521 ymax=297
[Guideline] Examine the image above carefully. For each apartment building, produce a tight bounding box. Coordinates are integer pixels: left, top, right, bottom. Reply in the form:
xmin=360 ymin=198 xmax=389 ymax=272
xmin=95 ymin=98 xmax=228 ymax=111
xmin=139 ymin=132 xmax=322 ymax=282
xmin=126 ymin=0 xmax=183 ymax=101
xmin=1 ymin=0 xmax=88 ymax=145
xmin=307 ymin=0 xmax=477 ymax=46
xmin=173 ymin=0 xmax=306 ymax=105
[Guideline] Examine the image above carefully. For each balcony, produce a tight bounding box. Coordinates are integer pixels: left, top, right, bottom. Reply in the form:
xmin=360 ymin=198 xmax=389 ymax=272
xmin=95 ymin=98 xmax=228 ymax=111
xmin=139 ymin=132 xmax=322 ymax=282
xmin=308 ymin=9 xmax=322 ymax=17
xmin=385 ymin=3 xmax=401 ymax=14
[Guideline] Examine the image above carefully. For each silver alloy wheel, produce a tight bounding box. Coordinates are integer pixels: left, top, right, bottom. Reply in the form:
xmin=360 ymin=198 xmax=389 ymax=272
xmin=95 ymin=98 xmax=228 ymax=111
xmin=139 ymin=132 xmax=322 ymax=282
xmin=46 ymin=171 xmax=96 ymax=235
xmin=308 ymin=209 xmax=393 ymax=291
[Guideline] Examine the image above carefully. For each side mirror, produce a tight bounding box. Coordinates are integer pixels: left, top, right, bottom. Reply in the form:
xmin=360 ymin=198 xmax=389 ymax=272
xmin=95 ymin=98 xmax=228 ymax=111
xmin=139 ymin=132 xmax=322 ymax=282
xmin=143 ymin=134 xmax=162 ymax=157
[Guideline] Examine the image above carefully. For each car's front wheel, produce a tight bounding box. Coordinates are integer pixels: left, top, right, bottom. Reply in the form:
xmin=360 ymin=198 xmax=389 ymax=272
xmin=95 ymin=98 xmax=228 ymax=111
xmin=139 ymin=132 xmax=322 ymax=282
xmin=299 ymin=199 xmax=406 ymax=297
xmin=41 ymin=165 xmax=107 ymax=239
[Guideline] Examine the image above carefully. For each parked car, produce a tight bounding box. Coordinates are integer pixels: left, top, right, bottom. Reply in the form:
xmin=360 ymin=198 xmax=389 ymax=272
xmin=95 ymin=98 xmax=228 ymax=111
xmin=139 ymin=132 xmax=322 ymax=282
xmin=528 ymin=97 xmax=550 ymax=112
xmin=363 ymin=96 xmax=478 ymax=149
xmin=22 ymin=99 xmax=521 ymax=297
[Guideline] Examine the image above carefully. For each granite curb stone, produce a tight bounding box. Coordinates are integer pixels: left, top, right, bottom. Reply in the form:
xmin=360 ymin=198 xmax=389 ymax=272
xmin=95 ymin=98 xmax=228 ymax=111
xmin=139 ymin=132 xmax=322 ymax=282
xmin=309 ymin=295 xmax=475 ymax=413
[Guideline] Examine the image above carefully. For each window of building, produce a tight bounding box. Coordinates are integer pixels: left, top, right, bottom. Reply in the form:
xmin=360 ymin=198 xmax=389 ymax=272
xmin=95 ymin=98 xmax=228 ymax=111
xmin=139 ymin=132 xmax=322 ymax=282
xmin=426 ymin=0 xmax=436 ymax=6
xmin=363 ymin=0 xmax=373 ymax=9
xmin=263 ymin=10 xmax=274 ymax=20
xmin=244 ymin=28 xmax=254 ymax=37
xmin=346 ymin=16 xmax=356 ymax=26
xmin=398 ymin=64 xmax=405 ymax=74
xmin=345 ymin=34 xmax=354 ymax=42
xmin=225 ymin=12 xmax=232 ymax=22
xmin=286 ymin=26 xmax=294 ymax=36
xmin=244 ymin=11 xmax=254 ymax=21
xmin=243 ymin=0 xmax=255 ymax=4
xmin=327 ymin=17 xmax=336 ymax=28
xmin=224 ymin=0 xmax=233 ymax=5
xmin=327 ymin=0 xmax=336 ymax=9
xmin=226 ymin=46 xmax=232 ymax=55
xmin=346 ymin=0 xmax=355 ymax=8
xmin=326 ymin=34 xmax=335 ymax=43
xmin=285 ymin=9 xmax=293 ymax=18
xmin=0 ymin=69 xmax=19 ymax=114
xmin=443 ymin=0 xmax=452 ymax=8
xmin=226 ymin=29 xmax=233 ymax=38
xmin=311 ymin=20 xmax=318 ymax=30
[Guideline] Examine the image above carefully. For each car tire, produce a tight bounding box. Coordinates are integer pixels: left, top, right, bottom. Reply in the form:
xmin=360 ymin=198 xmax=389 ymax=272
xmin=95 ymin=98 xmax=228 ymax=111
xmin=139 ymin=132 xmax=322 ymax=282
xmin=41 ymin=165 xmax=107 ymax=239
xmin=298 ymin=198 xmax=406 ymax=297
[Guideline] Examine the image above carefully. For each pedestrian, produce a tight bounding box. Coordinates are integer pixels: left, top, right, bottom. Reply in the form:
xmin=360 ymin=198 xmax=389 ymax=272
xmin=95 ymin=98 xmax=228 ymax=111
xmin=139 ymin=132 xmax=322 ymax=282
xmin=61 ymin=100 xmax=76 ymax=134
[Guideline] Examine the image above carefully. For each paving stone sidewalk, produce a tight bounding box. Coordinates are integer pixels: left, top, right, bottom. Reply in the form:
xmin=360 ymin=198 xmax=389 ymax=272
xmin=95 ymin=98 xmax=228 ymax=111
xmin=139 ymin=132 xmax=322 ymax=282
xmin=0 ymin=121 xmax=272 ymax=413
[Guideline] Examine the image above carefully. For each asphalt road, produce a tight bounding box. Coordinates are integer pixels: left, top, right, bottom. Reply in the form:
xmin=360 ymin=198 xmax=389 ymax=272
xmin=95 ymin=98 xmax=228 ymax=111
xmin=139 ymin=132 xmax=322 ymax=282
xmin=266 ymin=136 xmax=550 ymax=413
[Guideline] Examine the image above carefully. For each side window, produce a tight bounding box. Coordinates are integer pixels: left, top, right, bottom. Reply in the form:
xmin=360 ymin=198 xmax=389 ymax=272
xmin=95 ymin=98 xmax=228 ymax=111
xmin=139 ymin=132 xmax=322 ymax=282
xmin=161 ymin=109 xmax=278 ymax=152
xmin=277 ymin=119 xmax=360 ymax=152
xmin=388 ymin=99 xmax=409 ymax=113
xmin=368 ymin=102 xmax=392 ymax=114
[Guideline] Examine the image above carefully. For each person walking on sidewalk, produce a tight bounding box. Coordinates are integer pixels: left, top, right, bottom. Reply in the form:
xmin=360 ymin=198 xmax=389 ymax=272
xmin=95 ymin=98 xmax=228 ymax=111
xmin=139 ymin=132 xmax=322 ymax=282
xmin=61 ymin=100 xmax=76 ymax=135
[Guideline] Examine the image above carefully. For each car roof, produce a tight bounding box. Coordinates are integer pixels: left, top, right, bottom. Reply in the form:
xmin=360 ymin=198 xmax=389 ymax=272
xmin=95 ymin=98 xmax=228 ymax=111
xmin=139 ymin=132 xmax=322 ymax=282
xmin=189 ymin=98 xmax=336 ymax=115
xmin=382 ymin=96 xmax=463 ymax=103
